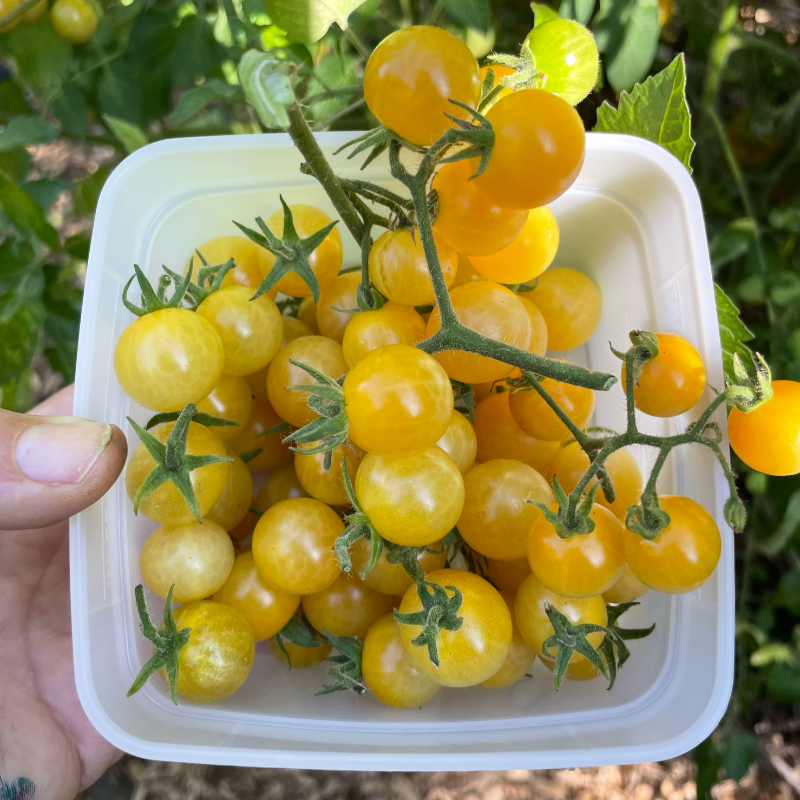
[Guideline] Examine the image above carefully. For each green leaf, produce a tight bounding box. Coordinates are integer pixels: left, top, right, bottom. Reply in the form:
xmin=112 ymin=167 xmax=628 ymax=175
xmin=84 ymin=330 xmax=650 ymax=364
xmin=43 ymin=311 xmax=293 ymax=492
xmin=758 ymin=491 xmax=800 ymax=556
xmin=445 ymin=0 xmax=491 ymax=32
xmin=22 ymin=178 xmax=68 ymax=213
xmin=600 ymin=0 xmax=659 ymax=93
xmin=238 ymin=50 xmax=295 ymax=130
xmin=0 ymin=116 xmax=59 ymax=153
xmin=102 ymin=115 xmax=149 ymax=155
xmin=263 ymin=0 xmax=369 ymax=43
xmin=531 ymin=2 xmax=559 ymax=25
xmin=715 ymin=283 xmax=756 ymax=387
xmin=766 ymin=661 xmax=800 ymax=705
xmin=0 ymin=169 xmax=60 ymax=248
xmin=98 ymin=62 xmax=144 ymax=125
xmin=169 ymin=80 xmax=244 ymax=127
xmin=709 ymin=219 xmax=755 ymax=268
xmin=3 ymin=20 xmax=72 ymax=100
xmin=0 ymin=368 xmax=33 ymax=413
xmin=559 ymin=0 xmax=596 ymax=24
xmin=594 ymin=54 xmax=695 ymax=173
xmin=0 ymin=297 xmax=45 ymax=385
xmin=694 ymin=737 xmax=721 ymax=800
xmin=592 ymin=0 xmax=629 ymax=52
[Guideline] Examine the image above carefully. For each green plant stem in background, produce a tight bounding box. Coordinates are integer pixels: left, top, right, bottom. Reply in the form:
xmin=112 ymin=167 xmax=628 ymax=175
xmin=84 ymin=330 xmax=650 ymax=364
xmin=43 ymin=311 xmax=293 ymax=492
xmin=0 ymin=0 xmax=42 ymax=29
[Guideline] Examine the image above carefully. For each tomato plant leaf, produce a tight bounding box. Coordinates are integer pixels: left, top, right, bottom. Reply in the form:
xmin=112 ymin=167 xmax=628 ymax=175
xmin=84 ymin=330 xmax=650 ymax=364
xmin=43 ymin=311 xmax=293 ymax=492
xmin=169 ymin=80 xmax=244 ymax=127
xmin=263 ymin=0 xmax=370 ymax=44
xmin=0 ymin=297 xmax=45 ymax=386
xmin=0 ymin=116 xmax=59 ymax=152
xmin=559 ymin=0 xmax=596 ymax=25
xmin=722 ymin=732 xmax=757 ymax=783
xmin=604 ymin=0 xmax=659 ymax=92
xmin=709 ymin=219 xmax=755 ymax=268
xmin=102 ymin=114 xmax=149 ymax=154
xmin=239 ymin=50 xmax=295 ymax=130
xmin=715 ymin=283 xmax=756 ymax=387
xmin=0 ymin=169 xmax=59 ymax=248
xmin=0 ymin=368 xmax=34 ymax=413
xmin=531 ymin=2 xmax=559 ymax=25
xmin=444 ymin=0 xmax=491 ymax=33
xmin=594 ymin=54 xmax=695 ymax=173
xmin=3 ymin=20 xmax=72 ymax=99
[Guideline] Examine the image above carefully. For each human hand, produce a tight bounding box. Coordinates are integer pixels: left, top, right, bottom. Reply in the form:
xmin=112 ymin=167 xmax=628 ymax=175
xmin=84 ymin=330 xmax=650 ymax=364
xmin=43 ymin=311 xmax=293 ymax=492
xmin=0 ymin=385 xmax=127 ymax=800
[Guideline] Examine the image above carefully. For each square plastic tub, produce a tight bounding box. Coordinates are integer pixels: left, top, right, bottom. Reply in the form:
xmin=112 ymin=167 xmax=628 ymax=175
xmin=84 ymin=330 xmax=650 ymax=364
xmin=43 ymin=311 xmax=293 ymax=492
xmin=72 ymin=131 xmax=734 ymax=770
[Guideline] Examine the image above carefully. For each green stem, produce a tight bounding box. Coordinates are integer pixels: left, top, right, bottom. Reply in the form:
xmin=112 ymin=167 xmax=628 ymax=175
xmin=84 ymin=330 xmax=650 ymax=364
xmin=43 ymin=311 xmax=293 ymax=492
xmin=317 ymin=97 xmax=367 ymax=130
xmin=0 ymin=0 xmax=40 ymax=28
xmin=623 ymin=349 xmax=639 ymax=436
xmin=524 ymin=373 xmax=593 ymax=449
xmin=702 ymin=0 xmax=739 ymax=109
xmin=641 ymin=444 xmax=672 ymax=501
xmin=344 ymin=26 xmax=371 ymax=61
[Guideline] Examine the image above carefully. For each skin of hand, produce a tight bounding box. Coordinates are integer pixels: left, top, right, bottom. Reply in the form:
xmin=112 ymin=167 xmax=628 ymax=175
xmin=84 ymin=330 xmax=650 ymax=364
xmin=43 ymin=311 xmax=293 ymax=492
xmin=0 ymin=385 xmax=127 ymax=798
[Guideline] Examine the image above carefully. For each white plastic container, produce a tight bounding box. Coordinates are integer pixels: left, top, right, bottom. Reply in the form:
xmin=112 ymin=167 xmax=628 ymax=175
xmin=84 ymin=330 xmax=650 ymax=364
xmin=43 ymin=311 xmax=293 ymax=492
xmin=72 ymin=131 xmax=734 ymax=769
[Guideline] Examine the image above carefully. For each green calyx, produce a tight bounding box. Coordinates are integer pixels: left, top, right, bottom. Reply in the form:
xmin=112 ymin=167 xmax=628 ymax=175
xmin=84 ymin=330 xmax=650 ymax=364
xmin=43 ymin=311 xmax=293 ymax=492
xmin=614 ymin=330 xmax=660 ymax=385
xmin=531 ymin=476 xmax=600 ymax=539
xmin=316 ymin=631 xmax=365 ymax=696
xmin=479 ymin=40 xmax=545 ymax=113
xmin=335 ymin=126 xmax=424 ymax=170
xmin=437 ymin=101 xmax=495 ymax=178
xmin=443 ymin=528 xmax=489 ymax=578
xmin=235 ymin=195 xmax=339 ymax=303
xmin=127 ymin=584 xmax=191 ymax=705
xmin=599 ymin=602 xmax=657 ymax=690
xmin=727 ymin=351 xmax=773 ymax=412
xmin=273 ymin=614 xmax=326 ymax=670
xmin=393 ymin=580 xmax=464 ymax=668
xmin=145 ymin=409 xmax=240 ymax=432
xmin=625 ymin=495 xmax=672 ymax=541
xmin=122 ymin=263 xmax=194 ymax=317
xmin=451 ymin=380 xmax=476 ymax=422
xmin=128 ymin=403 xmax=233 ymax=522
xmin=162 ymin=254 xmax=236 ymax=309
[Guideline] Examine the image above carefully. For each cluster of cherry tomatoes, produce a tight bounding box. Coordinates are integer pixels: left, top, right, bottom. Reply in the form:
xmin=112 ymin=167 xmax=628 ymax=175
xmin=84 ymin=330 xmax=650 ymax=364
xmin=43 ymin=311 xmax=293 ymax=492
xmin=0 ymin=0 xmax=99 ymax=43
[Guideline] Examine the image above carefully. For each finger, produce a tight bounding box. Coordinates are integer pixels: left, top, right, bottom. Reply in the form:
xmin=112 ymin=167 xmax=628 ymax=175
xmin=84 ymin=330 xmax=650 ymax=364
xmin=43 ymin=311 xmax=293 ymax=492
xmin=0 ymin=397 xmax=127 ymax=531
xmin=30 ymin=383 xmax=75 ymax=417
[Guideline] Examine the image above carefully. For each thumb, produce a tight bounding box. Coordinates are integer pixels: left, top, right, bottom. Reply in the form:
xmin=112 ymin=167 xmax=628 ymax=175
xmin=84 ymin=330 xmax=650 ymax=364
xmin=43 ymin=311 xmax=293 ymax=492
xmin=0 ymin=386 xmax=127 ymax=530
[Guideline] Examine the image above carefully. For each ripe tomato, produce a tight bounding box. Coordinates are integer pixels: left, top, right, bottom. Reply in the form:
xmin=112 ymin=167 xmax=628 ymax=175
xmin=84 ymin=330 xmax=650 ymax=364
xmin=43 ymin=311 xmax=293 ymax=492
xmin=622 ymin=495 xmax=721 ymax=594
xmin=369 ymin=227 xmax=458 ymax=307
xmin=196 ymin=373 xmax=253 ymax=442
xmin=297 ymin=296 xmax=320 ymax=333
xmin=294 ymin=441 xmax=363 ymax=506
xmin=196 ymin=286 xmax=283 ymax=376
xmin=621 ymin=333 xmax=707 ymax=418
xmin=528 ymin=503 xmax=625 ymax=598
xmin=252 ymin=497 xmax=343 ymax=595
xmin=481 ymin=592 xmax=535 ymax=688
xmin=168 ymin=601 xmax=255 ymax=702
xmin=267 ymin=335 xmax=348 ymax=428
xmin=204 ymin=454 xmax=253 ymax=532
xmin=658 ymin=0 xmax=674 ymax=25
xmin=187 ymin=236 xmax=276 ymax=295
xmin=22 ymin=0 xmax=46 ymax=21
xmin=213 ymin=551 xmax=300 ymax=640
xmin=355 ymin=447 xmax=465 ymax=547
xmin=436 ymin=410 xmax=477 ymax=475
xmin=344 ymin=344 xmax=453 ymax=458
xmin=303 ymin=573 xmax=394 ymax=639
xmin=458 ymin=459 xmax=553 ymax=561
xmin=114 ymin=308 xmax=224 ymax=412
xmin=520 ymin=267 xmax=601 ymax=351
xmin=227 ymin=398 xmax=292 ymax=472
xmin=546 ymin=442 xmax=643 ymax=521
xmin=506 ymin=294 xmax=549 ymax=373
xmin=473 ymin=89 xmax=585 ymax=210
xmin=486 ymin=557 xmax=531 ymax=594
xmin=602 ymin=563 xmax=648 ymax=604
xmin=140 ymin=520 xmax=235 ymax=603
xmin=255 ymin=462 xmax=308 ymax=510
xmin=432 ymin=159 xmax=527 ymax=257
xmin=426 ymin=281 xmax=532 ymax=383
xmin=363 ymin=25 xmax=482 ymax=146
xmin=245 ymin=315 xmax=313 ymax=402
xmin=473 ymin=392 xmax=561 ymax=472
xmin=509 ymin=375 xmax=595 ymax=442
xmin=514 ymin=574 xmax=607 ymax=664
xmin=451 ymin=253 xmax=485 ymax=288
xmin=470 ymin=208 xmax=559 ymax=284
xmin=398 ymin=568 xmax=512 ymax=687
xmin=729 ymin=380 xmax=800 ymax=476
xmin=51 ymin=0 xmax=99 ymax=43
xmin=125 ymin=421 xmax=229 ymax=525
xmin=480 ymin=63 xmax=515 ymax=102
xmin=342 ymin=302 xmax=427 ymax=367
xmin=540 ymin=653 xmax=601 ymax=681
xmin=350 ymin=537 xmax=447 ymax=596
xmin=316 ymin=271 xmax=362 ymax=343
xmin=262 ymin=205 xmax=343 ymax=298
xmin=268 ymin=636 xmax=332 ymax=668
xmin=362 ymin=614 xmax=441 ymax=708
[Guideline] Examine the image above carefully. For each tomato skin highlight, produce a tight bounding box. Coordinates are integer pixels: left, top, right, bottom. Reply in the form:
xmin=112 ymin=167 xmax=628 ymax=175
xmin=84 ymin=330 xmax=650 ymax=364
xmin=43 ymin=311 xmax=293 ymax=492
xmin=435 ymin=410 xmax=477 ymax=475
xmin=398 ymin=568 xmax=512 ymax=687
xmin=114 ymin=308 xmax=224 ymax=412
xmin=728 ymin=380 xmax=800 ymax=476
xmin=621 ymin=332 xmax=707 ymax=418
xmin=622 ymin=495 xmax=721 ymax=594
xmin=344 ymin=344 xmax=454 ymax=458
xmin=364 ymin=25 xmax=482 ymax=146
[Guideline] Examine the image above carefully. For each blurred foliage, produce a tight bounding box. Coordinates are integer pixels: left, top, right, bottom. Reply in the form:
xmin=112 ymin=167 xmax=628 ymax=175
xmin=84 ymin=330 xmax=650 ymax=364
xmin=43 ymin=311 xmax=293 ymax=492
xmin=1 ymin=0 xmax=800 ymax=792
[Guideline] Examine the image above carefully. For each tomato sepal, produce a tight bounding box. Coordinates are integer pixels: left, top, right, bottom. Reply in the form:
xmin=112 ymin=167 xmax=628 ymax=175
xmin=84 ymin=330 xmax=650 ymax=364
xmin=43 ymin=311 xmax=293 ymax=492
xmin=273 ymin=614 xmax=326 ymax=670
xmin=598 ymin=601 xmax=656 ymax=690
xmin=122 ymin=263 xmax=195 ymax=317
xmin=478 ymin=41 xmax=545 ymax=113
xmin=315 ymin=632 xmax=366 ymax=696
xmin=145 ymin=409 xmax=240 ymax=432
xmin=726 ymin=351 xmax=773 ymax=412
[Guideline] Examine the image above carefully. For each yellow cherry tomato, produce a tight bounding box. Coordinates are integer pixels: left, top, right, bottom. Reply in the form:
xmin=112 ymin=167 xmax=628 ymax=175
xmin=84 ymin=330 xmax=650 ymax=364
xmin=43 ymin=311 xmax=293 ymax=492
xmin=546 ymin=442 xmax=643 ymax=521
xmin=262 ymin=205 xmax=343 ymax=298
xmin=451 ymin=253 xmax=485 ymax=288
xmin=363 ymin=614 xmax=440 ymax=708
xmin=602 ymin=563 xmax=649 ymax=604
xmin=350 ymin=537 xmax=447 ymax=596
xmin=114 ymin=308 xmax=224 ymax=412
xmin=621 ymin=332 xmax=707 ymax=418
xmin=426 ymin=281 xmax=532 ymax=383
xmin=125 ymin=421 xmax=229 ymax=526
xmin=252 ymin=497 xmax=343 ymax=595
xmin=316 ymin=271 xmax=362 ymax=343
xmin=297 ymin=296 xmax=320 ymax=333
xmin=268 ymin=635 xmax=331 ymax=668
xmin=23 ymin=0 xmax=47 ymax=23
xmin=168 ymin=601 xmax=255 ymax=703
xmin=528 ymin=503 xmax=625 ymax=598
xmin=480 ymin=63 xmax=515 ymax=101
xmin=486 ymin=557 xmax=531 ymax=594
xmin=729 ymin=380 xmax=800 ymax=476
xmin=509 ymin=375 xmax=595 ymax=441
xmin=227 ymin=398 xmax=292 ymax=472
xmin=294 ymin=441 xmax=363 ymax=506
xmin=140 ymin=520 xmax=234 ymax=603
xmin=435 ymin=410 xmax=477 ymax=475
xmin=267 ymin=335 xmax=348 ymax=428
xmin=355 ymin=447 xmax=465 ymax=547
xmin=363 ymin=25 xmax=482 ymax=146
xmin=470 ymin=207 xmax=560 ymax=284
xmin=186 ymin=236 xmax=276 ymax=295
xmin=204 ymin=453 xmax=253 ymax=532
xmin=622 ymin=495 xmax=721 ymax=594
xmin=540 ymin=653 xmax=601 ymax=681
xmin=0 ymin=0 xmax=21 ymax=31
xmin=344 ymin=344 xmax=453 ymax=458
xmin=368 ymin=227 xmax=458 ymax=307
xmin=398 ymin=568 xmax=512 ymax=687
xmin=51 ymin=0 xmax=99 ymax=43
xmin=481 ymin=592 xmax=535 ymax=688
xmin=520 ymin=267 xmax=601 ymax=351
xmin=342 ymin=302 xmax=426 ymax=367
xmin=213 ymin=551 xmax=300 ymax=640
xmin=458 ymin=458 xmax=553 ymax=561
xmin=196 ymin=373 xmax=253 ymax=442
